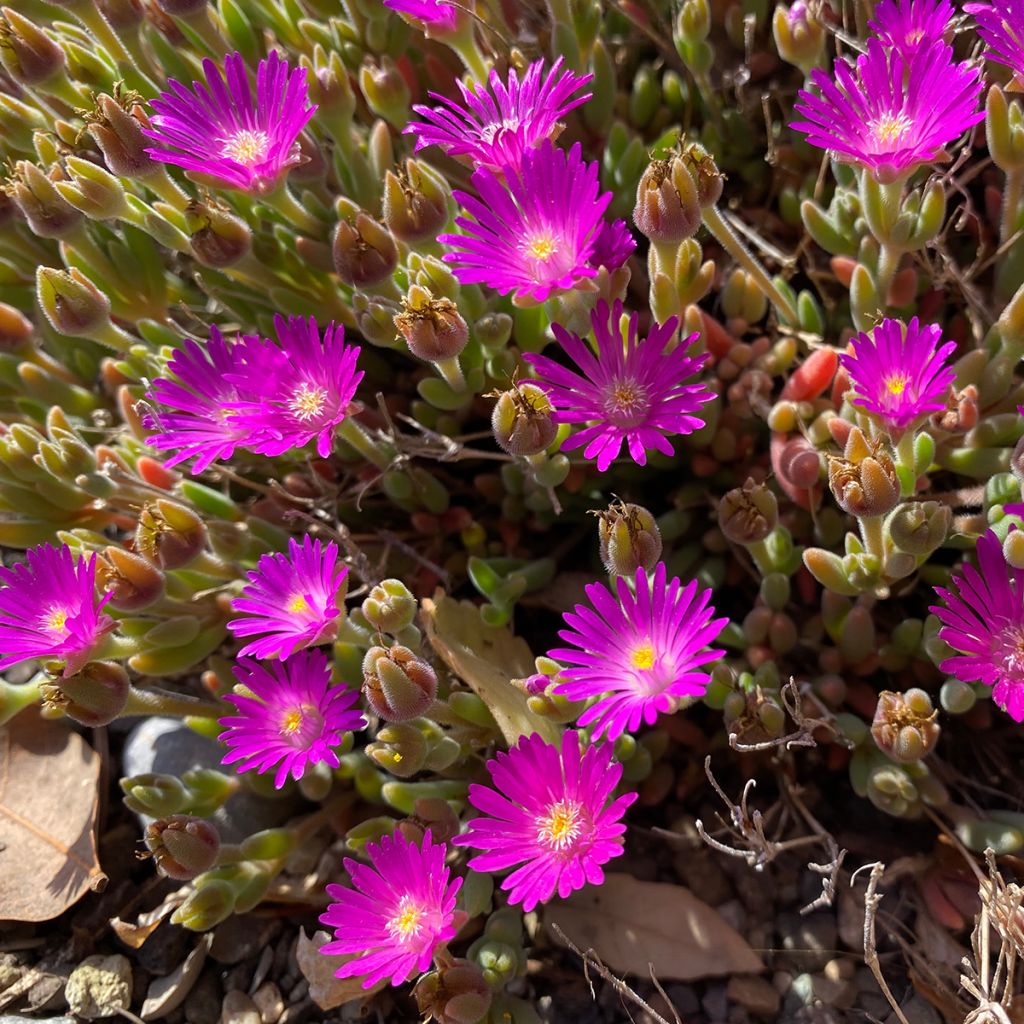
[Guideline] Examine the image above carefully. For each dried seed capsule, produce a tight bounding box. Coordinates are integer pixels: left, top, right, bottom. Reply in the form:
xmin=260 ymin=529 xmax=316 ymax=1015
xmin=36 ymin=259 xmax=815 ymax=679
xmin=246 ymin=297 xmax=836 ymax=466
xmin=145 ymin=815 xmax=220 ymax=880
xmin=871 ymin=688 xmax=940 ymax=764
xmin=596 ymin=500 xmax=662 ymax=576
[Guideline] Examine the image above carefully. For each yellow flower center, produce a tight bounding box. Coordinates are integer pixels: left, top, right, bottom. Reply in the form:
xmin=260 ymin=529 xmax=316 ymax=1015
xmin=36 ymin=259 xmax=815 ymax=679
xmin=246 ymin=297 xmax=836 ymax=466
xmin=885 ymin=373 xmax=909 ymax=396
xmin=46 ymin=609 xmax=68 ymax=634
xmin=287 ymin=594 xmax=309 ymax=613
xmin=387 ymin=897 xmax=425 ymax=940
xmin=221 ymin=128 xmax=270 ymax=166
xmin=289 ymin=383 xmax=328 ymax=423
xmin=537 ymin=799 xmax=583 ymax=850
xmin=631 ymin=643 xmax=655 ymax=670
xmin=870 ymin=112 xmax=913 ymax=147
xmin=525 ymin=235 xmax=557 ymax=261
xmin=280 ymin=707 xmax=304 ymax=735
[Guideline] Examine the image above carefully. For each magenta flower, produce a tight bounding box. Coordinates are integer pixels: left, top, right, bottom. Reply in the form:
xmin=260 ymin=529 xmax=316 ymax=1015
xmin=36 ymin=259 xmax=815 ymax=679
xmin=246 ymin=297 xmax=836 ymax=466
xmin=228 ymin=536 xmax=348 ymax=659
xmin=0 ymin=545 xmax=114 ymax=677
xmin=406 ymin=58 xmax=593 ymax=172
xmin=143 ymin=50 xmax=316 ymax=192
xmin=840 ymin=317 xmax=957 ymax=436
xmin=966 ymin=2 xmax=1024 ymax=84
xmin=869 ymin=0 xmax=953 ymax=51
xmin=144 ymin=327 xmax=274 ymax=474
xmin=550 ymin=562 xmax=727 ymax=740
xmin=226 ymin=316 xmax=363 ymax=458
xmin=930 ymin=530 xmax=1024 ymax=722
xmin=439 ymin=141 xmax=611 ymax=304
xmin=525 ymin=300 xmax=714 ymax=472
xmin=590 ymin=218 xmax=636 ymax=271
xmin=791 ymin=38 xmax=984 ymax=182
xmin=220 ymin=649 xmax=364 ymax=787
xmin=454 ymin=731 xmax=635 ymax=912
xmin=320 ymin=830 xmax=463 ymax=988
xmin=383 ymin=0 xmax=459 ymax=32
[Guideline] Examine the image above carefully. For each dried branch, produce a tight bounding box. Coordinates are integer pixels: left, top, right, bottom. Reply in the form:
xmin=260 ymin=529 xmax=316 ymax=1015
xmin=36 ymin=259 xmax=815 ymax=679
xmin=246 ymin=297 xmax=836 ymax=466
xmin=852 ymin=862 xmax=911 ymax=1024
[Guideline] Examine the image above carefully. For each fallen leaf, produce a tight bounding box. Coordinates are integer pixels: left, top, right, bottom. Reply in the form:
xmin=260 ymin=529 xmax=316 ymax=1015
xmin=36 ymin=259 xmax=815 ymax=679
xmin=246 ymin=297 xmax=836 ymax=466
xmin=0 ymin=706 xmax=104 ymax=922
xmin=296 ymin=929 xmax=382 ymax=1009
xmin=111 ymin=889 xmax=189 ymax=950
xmin=546 ymin=873 xmax=763 ymax=981
xmin=422 ymin=593 xmax=561 ymax=746
xmin=141 ymin=933 xmax=212 ymax=1020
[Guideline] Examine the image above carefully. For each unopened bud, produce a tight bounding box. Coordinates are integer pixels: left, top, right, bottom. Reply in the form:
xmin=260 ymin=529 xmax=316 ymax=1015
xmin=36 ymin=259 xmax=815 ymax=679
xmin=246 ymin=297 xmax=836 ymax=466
xmin=773 ymin=2 xmax=826 ymax=73
xmin=170 ymin=878 xmax=235 ymax=931
xmin=828 ymin=429 xmax=899 ymax=518
xmin=136 ymin=500 xmax=207 ymax=569
xmin=719 ymin=478 xmax=778 ymax=544
xmin=97 ymin=545 xmax=166 ymax=610
xmin=633 ymin=157 xmax=701 ymax=244
xmin=394 ymin=290 xmax=468 ymax=362
xmin=679 ymin=143 xmax=724 ymax=209
xmin=0 ymin=8 xmax=65 ymax=85
xmin=362 ymin=644 xmax=438 ymax=722
xmin=8 ymin=162 xmax=81 ymax=238
xmin=596 ymin=500 xmax=662 ymax=575
xmin=40 ymin=661 xmax=129 ymax=727
xmin=145 ymin=815 xmax=220 ymax=880
xmin=359 ymin=56 xmax=411 ymax=128
xmin=491 ymin=383 xmax=557 ymax=457
xmin=186 ymin=201 xmax=252 ymax=268
xmin=36 ymin=267 xmax=111 ymax=337
xmin=383 ymin=161 xmax=450 ymax=243
xmin=677 ymin=0 xmax=710 ymax=42
xmin=121 ymin=772 xmax=188 ymax=816
xmin=871 ymin=689 xmax=940 ymax=764
xmin=888 ymin=500 xmax=950 ymax=556
xmin=96 ymin=0 xmax=144 ymax=29
xmin=332 ymin=212 xmax=399 ymax=288
xmin=414 ymin=959 xmax=493 ymax=1024
xmin=54 ymin=156 xmax=128 ymax=221
xmin=399 ymin=797 xmax=461 ymax=845
xmin=87 ymin=93 xmax=157 ymax=179
xmin=0 ymin=302 xmax=32 ymax=352
xmin=362 ymin=578 xmax=418 ymax=634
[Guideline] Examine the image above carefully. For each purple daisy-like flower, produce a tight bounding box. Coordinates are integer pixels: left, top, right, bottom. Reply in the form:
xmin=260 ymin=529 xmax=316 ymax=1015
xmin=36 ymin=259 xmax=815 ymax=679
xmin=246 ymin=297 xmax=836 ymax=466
xmin=383 ymin=0 xmax=459 ymax=32
xmin=0 ymin=544 xmax=115 ymax=677
xmin=454 ymin=731 xmax=636 ymax=912
xmin=869 ymin=0 xmax=953 ymax=51
xmin=439 ymin=140 xmax=611 ymax=304
xmin=550 ymin=562 xmax=727 ymax=741
xmin=839 ymin=317 xmax=957 ymax=437
xmin=524 ymin=299 xmax=714 ymax=472
xmin=219 ymin=648 xmax=365 ymax=788
xmin=791 ymin=38 xmax=984 ymax=182
xmin=589 ymin=218 xmax=636 ymax=271
xmin=966 ymin=1 xmax=1024 ymax=84
xmin=320 ymin=830 xmax=463 ymax=988
xmin=226 ymin=315 xmax=363 ymax=459
xmin=144 ymin=327 xmax=275 ymax=474
xmin=143 ymin=50 xmax=316 ymax=192
xmin=228 ymin=536 xmax=348 ymax=659
xmin=406 ymin=58 xmax=593 ymax=172
xmin=930 ymin=529 xmax=1024 ymax=722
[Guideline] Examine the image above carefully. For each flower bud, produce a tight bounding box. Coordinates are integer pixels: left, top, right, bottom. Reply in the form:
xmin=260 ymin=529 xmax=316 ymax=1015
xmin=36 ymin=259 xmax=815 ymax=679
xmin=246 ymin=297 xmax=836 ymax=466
xmin=0 ymin=8 xmax=66 ymax=85
xmin=679 ymin=143 xmax=724 ymax=209
xmin=633 ymin=157 xmax=701 ymax=244
xmin=332 ymin=212 xmax=399 ymax=288
xmin=36 ymin=267 xmax=111 ymax=337
xmin=596 ymin=500 xmax=662 ymax=575
xmin=186 ymin=200 xmax=252 ymax=268
xmin=87 ymin=93 xmax=157 ymax=179
xmin=8 ymin=162 xmax=81 ymax=238
xmin=828 ymin=429 xmax=900 ymax=519
xmin=40 ymin=662 xmax=129 ymax=727
xmin=121 ymin=773 xmax=188 ymax=816
xmin=718 ymin=478 xmax=778 ymax=545
xmin=363 ymin=645 xmax=438 ymax=722
xmin=414 ymin=959 xmax=493 ymax=1024
xmin=96 ymin=0 xmax=144 ymax=29
xmin=359 ymin=57 xmax=411 ymax=128
xmin=888 ymin=500 xmax=950 ymax=556
xmin=362 ymin=578 xmax=418 ymax=634
xmin=491 ymin=383 xmax=557 ymax=457
xmin=0 ymin=302 xmax=32 ymax=352
xmin=145 ymin=815 xmax=220 ymax=880
xmin=773 ymin=2 xmax=826 ymax=73
xmin=399 ymin=797 xmax=461 ymax=845
xmin=170 ymin=878 xmax=235 ymax=931
xmin=383 ymin=161 xmax=450 ymax=243
xmin=366 ymin=722 xmax=428 ymax=777
xmin=394 ymin=289 xmax=469 ymax=362
xmin=96 ymin=545 xmax=166 ymax=610
xmin=871 ymin=689 xmax=940 ymax=764
xmin=135 ymin=500 xmax=207 ymax=569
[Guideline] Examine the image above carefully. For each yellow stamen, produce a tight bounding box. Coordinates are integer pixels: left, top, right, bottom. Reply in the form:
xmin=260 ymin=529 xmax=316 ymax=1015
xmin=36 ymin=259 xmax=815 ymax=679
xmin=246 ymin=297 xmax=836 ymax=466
xmin=885 ymin=373 xmax=909 ymax=396
xmin=287 ymin=594 xmax=309 ymax=613
xmin=870 ymin=112 xmax=913 ymax=146
xmin=46 ymin=610 xmax=68 ymax=633
xmin=537 ymin=799 xmax=582 ymax=850
xmin=631 ymin=643 xmax=655 ymax=670
xmin=388 ymin=899 xmax=425 ymax=940
xmin=525 ymin=236 xmax=557 ymax=260
xmin=290 ymin=383 xmax=328 ymax=422
xmin=280 ymin=708 xmax=303 ymax=735
xmin=221 ymin=128 xmax=270 ymax=166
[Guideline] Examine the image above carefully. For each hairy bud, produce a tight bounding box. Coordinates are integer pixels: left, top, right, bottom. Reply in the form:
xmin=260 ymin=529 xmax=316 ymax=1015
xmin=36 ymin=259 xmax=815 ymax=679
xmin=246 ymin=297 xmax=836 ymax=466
xmin=596 ymin=500 xmax=662 ymax=575
xmin=394 ymin=289 xmax=468 ymax=362
xmin=871 ymin=688 xmax=940 ymax=764
xmin=36 ymin=267 xmax=111 ymax=337
xmin=383 ymin=161 xmax=450 ymax=243
xmin=87 ymin=93 xmax=157 ymax=179
xmin=828 ymin=428 xmax=900 ymax=518
xmin=363 ymin=645 xmax=438 ymax=722
xmin=633 ymin=157 xmax=701 ymax=244
xmin=8 ymin=162 xmax=81 ymax=238
xmin=718 ymin=478 xmax=779 ymax=544
xmin=414 ymin=959 xmax=493 ymax=1024
xmin=332 ymin=212 xmax=399 ymax=288
xmin=362 ymin=579 xmax=418 ymax=634
xmin=491 ymin=383 xmax=557 ymax=457
xmin=136 ymin=500 xmax=207 ymax=569
xmin=145 ymin=815 xmax=220 ymax=880
xmin=40 ymin=661 xmax=129 ymax=727
xmin=888 ymin=500 xmax=950 ymax=556
xmin=0 ymin=8 xmax=66 ymax=85
xmin=186 ymin=201 xmax=252 ymax=268
xmin=96 ymin=545 xmax=166 ymax=610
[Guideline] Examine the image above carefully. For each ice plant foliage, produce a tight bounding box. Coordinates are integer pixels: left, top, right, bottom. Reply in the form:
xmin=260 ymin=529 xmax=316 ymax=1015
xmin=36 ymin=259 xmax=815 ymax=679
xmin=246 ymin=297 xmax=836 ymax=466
xmin=320 ymin=830 xmax=462 ymax=987
xmin=407 ymin=58 xmax=593 ymax=171
xmin=228 ymin=536 xmax=348 ymax=659
xmin=0 ymin=544 xmax=114 ymax=676
xmin=440 ymin=140 xmax=611 ymax=303
xmin=454 ymin=731 xmax=636 ymax=912
xmin=966 ymin=1 xmax=1024 ymax=84
xmin=143 ymin=51 xmax=316 ymax=192
xmin=525 ymin=300 xmax=714 ymax=471
xmin=869 ymin=0 xmax=953 ymax=51
xmin=791 ymin=38 xmax=984 ymax=182
xmin=551 ymin=562 xmax=727 ymax=740
xmin=840 ymin=318 xmax=957 ymax=435
xmin=931 ymin=530 xmax=1024 ymax=722
xmin=219 ymin=649 xmax=365 ymax=788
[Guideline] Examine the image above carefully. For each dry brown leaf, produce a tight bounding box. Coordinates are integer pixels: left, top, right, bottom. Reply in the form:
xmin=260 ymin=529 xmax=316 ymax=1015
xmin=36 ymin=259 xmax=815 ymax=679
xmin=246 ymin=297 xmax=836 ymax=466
xmin=547 ymin=872 xmax=763 ymax=981
xmin=141 ymin=933 xmax=212 ymax=1020
xmin=422 ymin=593 xmax=561 ymax=746
xmin=0 ymin=706 xmax=104 ymax=922
xmin=295 ymin=929 xmax=382 ymax=1010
